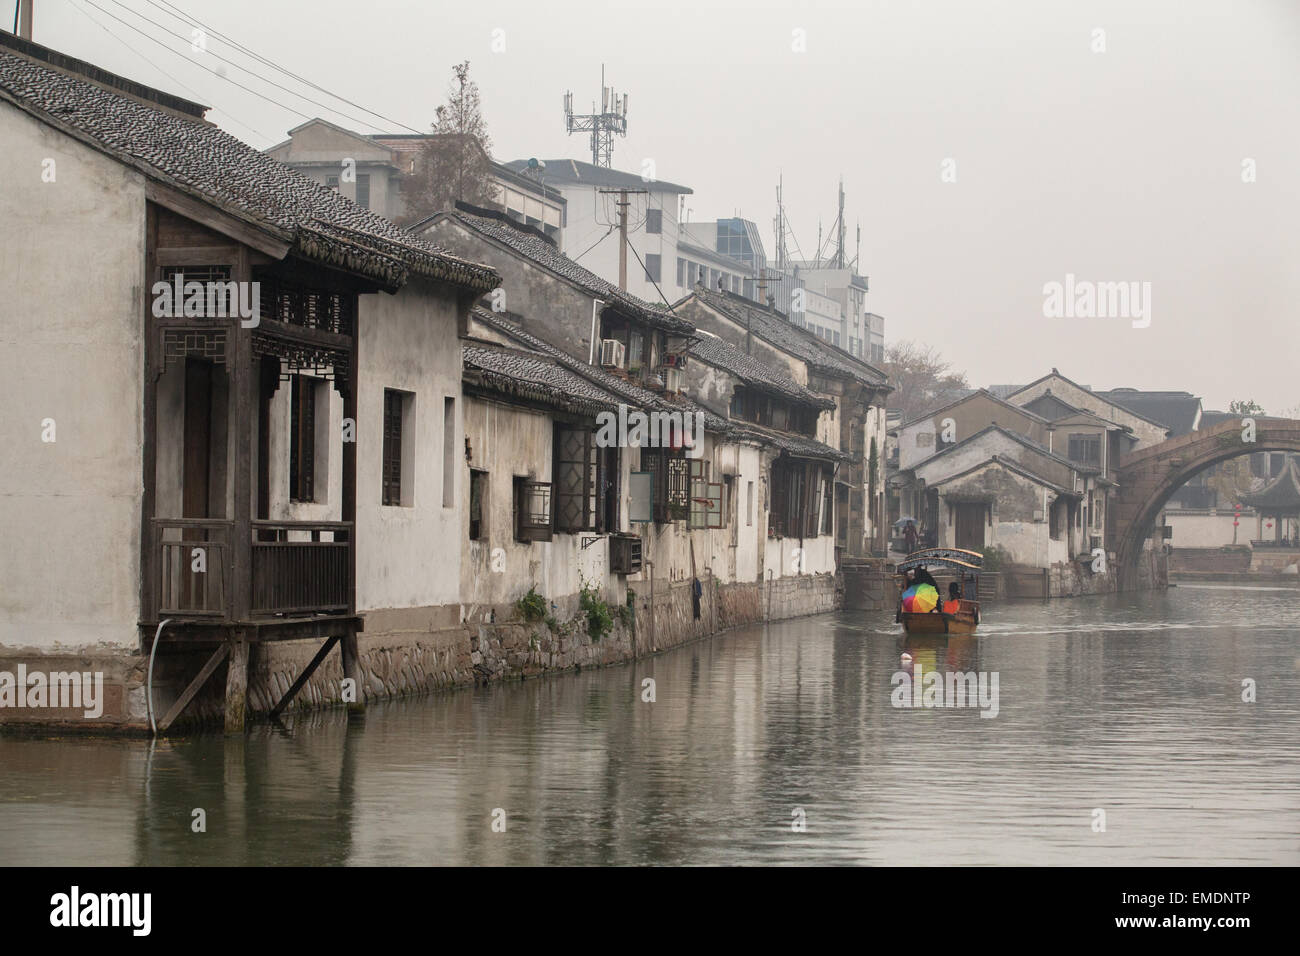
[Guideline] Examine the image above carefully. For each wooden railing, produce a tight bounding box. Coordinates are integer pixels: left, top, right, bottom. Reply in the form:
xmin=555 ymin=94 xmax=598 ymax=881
xmin=154 ymin=518 xmax=232 ymax=617
xmin=251 ymin=521 xmax=352 ymax=616
xmin=153 ymin=518 xmax=352 ymax=620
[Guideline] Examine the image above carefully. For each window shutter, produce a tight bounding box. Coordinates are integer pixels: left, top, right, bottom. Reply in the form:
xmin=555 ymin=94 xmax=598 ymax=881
xmin=706 ymin=482 xmax=724 ymax=529
xmin=553 ymin=426 xmax=595 ymax=532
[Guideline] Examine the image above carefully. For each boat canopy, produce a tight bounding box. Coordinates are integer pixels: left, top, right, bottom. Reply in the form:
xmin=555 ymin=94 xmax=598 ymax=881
xmin=902 ymin=547 xmax=984 ymax=568
xmin=897 ymin=549 xmax=983 ymax=575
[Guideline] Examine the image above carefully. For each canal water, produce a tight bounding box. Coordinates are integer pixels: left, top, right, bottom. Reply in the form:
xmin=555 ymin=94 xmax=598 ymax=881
xmin=2 ymin=584 xmax=1297 ymax=866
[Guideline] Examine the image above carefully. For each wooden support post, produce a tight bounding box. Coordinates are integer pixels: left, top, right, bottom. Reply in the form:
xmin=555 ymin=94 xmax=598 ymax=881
xmin=341 ymin=625 xmax=364 ymax=716
xmin=157 ymin=643 xmax=229 ymax=734
xmin=268 ymin=634 xmax=340 ymax=719
xmin=224 ymin=635 xmax=249 ymax=734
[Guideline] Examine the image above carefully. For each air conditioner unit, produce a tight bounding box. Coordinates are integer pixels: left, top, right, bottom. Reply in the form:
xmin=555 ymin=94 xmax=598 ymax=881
xmin=599 ymin=339 xmax=625 ymax=368
xmin=663 ymin=368 xmax=683 ymax=393
xmin=609 ymin=534 xmax=643 ymax=575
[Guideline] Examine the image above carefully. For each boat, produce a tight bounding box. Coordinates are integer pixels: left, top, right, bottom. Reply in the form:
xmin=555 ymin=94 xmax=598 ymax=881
xmin=895 ymin=547 xmax=982 ymax=636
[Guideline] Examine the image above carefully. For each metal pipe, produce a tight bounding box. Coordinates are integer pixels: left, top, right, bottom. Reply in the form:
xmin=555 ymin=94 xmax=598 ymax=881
xmin=146 ymin=618 xmax=172 ymax=736
xmin=588 ymin=298 xmax=603 ymax=364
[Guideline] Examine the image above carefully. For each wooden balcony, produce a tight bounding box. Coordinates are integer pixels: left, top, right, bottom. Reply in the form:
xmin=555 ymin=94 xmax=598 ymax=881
xmin=151 ymin=518 xmax=352 ymax=622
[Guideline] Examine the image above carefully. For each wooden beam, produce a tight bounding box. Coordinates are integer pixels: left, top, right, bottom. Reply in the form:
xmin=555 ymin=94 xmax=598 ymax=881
xmin=146 ymin=181 xmax=291 ymax=260
xmin=158 ymin=643 xmax=229 ymax=734
xmin=267 ymin=634 xmax=340 ymax=719
xmin=224 ymin=635 xmax=250 ymax=734
xmin=341 ymin=625 xmax=364 ymax=715
xmin=156 ymin=246 xmax=242 ymax=267
xmin=139 ymin=203 xmax=158 ymax=642
xmin=255 ymin=317 xmax=354 ymax=353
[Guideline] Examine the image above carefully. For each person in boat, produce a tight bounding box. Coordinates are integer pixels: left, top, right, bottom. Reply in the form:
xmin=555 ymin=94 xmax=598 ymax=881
xmin=942 ymin=582 xmax=962 ymax=615
xmin=900 ymin=566 xmax=943 ymax=615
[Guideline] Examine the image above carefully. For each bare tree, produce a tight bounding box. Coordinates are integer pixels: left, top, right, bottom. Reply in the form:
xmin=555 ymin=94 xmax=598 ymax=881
xmin=881 ymin=341 xmax=971 ymax=422
xmin=398 ymin=61 xmax=500 ymax=225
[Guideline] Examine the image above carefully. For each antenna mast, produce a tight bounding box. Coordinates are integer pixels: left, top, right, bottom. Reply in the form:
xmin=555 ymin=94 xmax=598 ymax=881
xmin=563 ymin=65 xmax=629 ymax=168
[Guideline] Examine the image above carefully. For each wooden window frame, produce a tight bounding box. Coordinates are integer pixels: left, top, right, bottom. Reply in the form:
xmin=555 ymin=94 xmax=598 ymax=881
xmin=381 ymin=389 xmax=405 ymax=507
xmin=514 ymin=477 xmax=553 ymax=542
xmin=469 ymin=469 xmax=488 ymax=541
xmin=290 ymin=373 xmax=317 ymax=503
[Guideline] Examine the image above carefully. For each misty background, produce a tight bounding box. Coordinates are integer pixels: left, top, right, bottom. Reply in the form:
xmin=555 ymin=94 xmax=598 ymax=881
xmin=30 ymin=0 xmax=1300 ymax=413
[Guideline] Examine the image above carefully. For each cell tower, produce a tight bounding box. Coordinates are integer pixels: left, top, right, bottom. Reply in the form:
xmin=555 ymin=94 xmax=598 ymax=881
xmin=563 ymin=65 xmax=628 ymax=168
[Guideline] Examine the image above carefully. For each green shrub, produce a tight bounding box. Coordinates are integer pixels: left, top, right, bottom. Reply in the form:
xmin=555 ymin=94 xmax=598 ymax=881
xmin=516 ymin=586 xmax=547 ymax=623
xmin=978 ymin=545 xmax=1011 ymax=573
xmin=579 ymin=583 xmax=614 ymax=641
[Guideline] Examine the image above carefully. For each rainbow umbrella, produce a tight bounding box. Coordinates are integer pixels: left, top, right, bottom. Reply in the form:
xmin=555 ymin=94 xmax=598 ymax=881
xmin=902 ymin=583 xmax=939 ymax=613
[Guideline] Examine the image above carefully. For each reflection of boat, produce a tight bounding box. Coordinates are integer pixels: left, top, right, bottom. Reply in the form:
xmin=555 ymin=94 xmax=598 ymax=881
xmin=896 ymin=548 xmax=982 ymax=636
xmin=901 ymin=633 xmax=977 ymax=671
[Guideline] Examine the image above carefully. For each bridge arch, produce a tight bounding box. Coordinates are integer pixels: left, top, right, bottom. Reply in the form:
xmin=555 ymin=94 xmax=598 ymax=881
xmin=1112 ymin=417 xmax=1300 ymax=589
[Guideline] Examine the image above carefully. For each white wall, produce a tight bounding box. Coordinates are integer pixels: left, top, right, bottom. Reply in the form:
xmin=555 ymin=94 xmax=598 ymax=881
xmin=355 ymin=280 xmax=465 ymax=611
xmin=0 ymin=103 xmax=146 ymax=650
xmin=556 ymin=183 xmax=679 ymax=305
xmin=1167 ymin=510 xmax=1255 ymax=548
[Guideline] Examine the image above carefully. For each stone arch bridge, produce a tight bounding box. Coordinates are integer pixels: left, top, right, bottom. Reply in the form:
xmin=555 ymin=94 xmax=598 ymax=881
xmin=1112 ymin=416 xmax=1300 ymax=589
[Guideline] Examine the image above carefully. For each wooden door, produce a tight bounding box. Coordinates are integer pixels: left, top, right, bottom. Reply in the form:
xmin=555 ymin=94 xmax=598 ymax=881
xmin=954 ymin=503 xmax=986 ymax=551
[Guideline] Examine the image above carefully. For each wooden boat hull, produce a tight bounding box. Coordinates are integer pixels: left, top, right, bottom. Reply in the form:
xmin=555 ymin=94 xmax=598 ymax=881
xmin=901 ymin=611 xmax=978 ymax=636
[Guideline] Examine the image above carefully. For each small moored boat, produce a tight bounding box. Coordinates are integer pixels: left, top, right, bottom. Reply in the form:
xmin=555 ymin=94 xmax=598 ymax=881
xmin=895 ymin=548 xmax=982 ymax=636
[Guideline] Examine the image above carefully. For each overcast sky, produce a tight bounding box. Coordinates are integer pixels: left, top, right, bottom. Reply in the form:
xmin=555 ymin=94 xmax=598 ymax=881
xmin=34 ymin=0 xmax=1300 ymax=413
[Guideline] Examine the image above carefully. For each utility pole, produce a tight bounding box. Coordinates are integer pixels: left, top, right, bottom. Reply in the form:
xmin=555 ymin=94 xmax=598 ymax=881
xmin=599 ymin=187 xmax=646 ymax=291
xmin=17 ymin=0 xmax=33 ymax=40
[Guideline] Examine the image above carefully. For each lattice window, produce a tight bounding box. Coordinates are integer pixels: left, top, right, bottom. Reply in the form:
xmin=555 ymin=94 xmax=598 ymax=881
xmin=553 ymin=425 xmax=598 ymax=533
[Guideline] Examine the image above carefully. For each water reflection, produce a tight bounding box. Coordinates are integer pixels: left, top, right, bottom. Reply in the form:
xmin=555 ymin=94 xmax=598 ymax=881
xmin=1 ymin=585 xmax=1297 ymax=865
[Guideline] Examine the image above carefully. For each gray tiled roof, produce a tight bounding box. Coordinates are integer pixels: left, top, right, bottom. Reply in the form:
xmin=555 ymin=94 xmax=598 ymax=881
xmin=1095 ymin=389 xmax=1201 ymax=437
xmin=689 ymin=334 xmax=834 ymax=410
xmin=501 ymin=158 xmax=693 ymax=194
xmin=0 ymin=34 xmax=498 ymax=293
xmin=471 ymin=309 xmax=847 ymax=462
xmin=463 ymin=344 xmax=621 ymax=415
xmin=472 ymin=308 xmax=725 ymax=431
xmin=1238 ymin=458 xmax=1300 ymax=510
xmin=684 ymin=288 xmax=888 ymax=386
xmin=438 ymin=207 xmax=695 ymax=334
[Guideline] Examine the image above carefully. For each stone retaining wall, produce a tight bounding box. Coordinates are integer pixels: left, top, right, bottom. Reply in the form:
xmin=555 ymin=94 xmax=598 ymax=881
xmin=2 ymin=572 xmax=841 ymax=734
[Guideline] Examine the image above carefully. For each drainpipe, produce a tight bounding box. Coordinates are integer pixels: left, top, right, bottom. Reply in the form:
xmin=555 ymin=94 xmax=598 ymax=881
xmin=588 ymin=298 xmax=604 ymax=364
xmin=146 ymin=619 xmax=173 ymax=737
xmin=646 ymin=559 xmax=655 ymax=653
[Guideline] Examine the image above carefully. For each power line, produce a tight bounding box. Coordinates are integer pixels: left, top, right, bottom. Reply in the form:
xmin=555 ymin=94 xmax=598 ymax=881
xmin=624 ymin=237 xmax=681 ymax=316
xmin=64 ymin=0 xmax=274 ymax=142
xmin=96 ymin=0 xmax=399 ymax=133
xmin=77 ymin=0 xmax=318 ymax=121
xmin=145 ymin=0 xmax=424 ymax=135
xmin=570 ymin=224 xmax=615 ymax=264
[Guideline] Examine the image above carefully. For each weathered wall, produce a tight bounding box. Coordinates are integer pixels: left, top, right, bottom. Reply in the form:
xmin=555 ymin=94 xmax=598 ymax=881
xmin=0 ymin=101 xmax=146 ymax=652
xmin=1009 ymin=376 xmax=1167 ymax=448
xmin=897 ymin=393 xmax=1047 ymax=471
xmin=425 ymin=217 xmax=603 ymax=363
